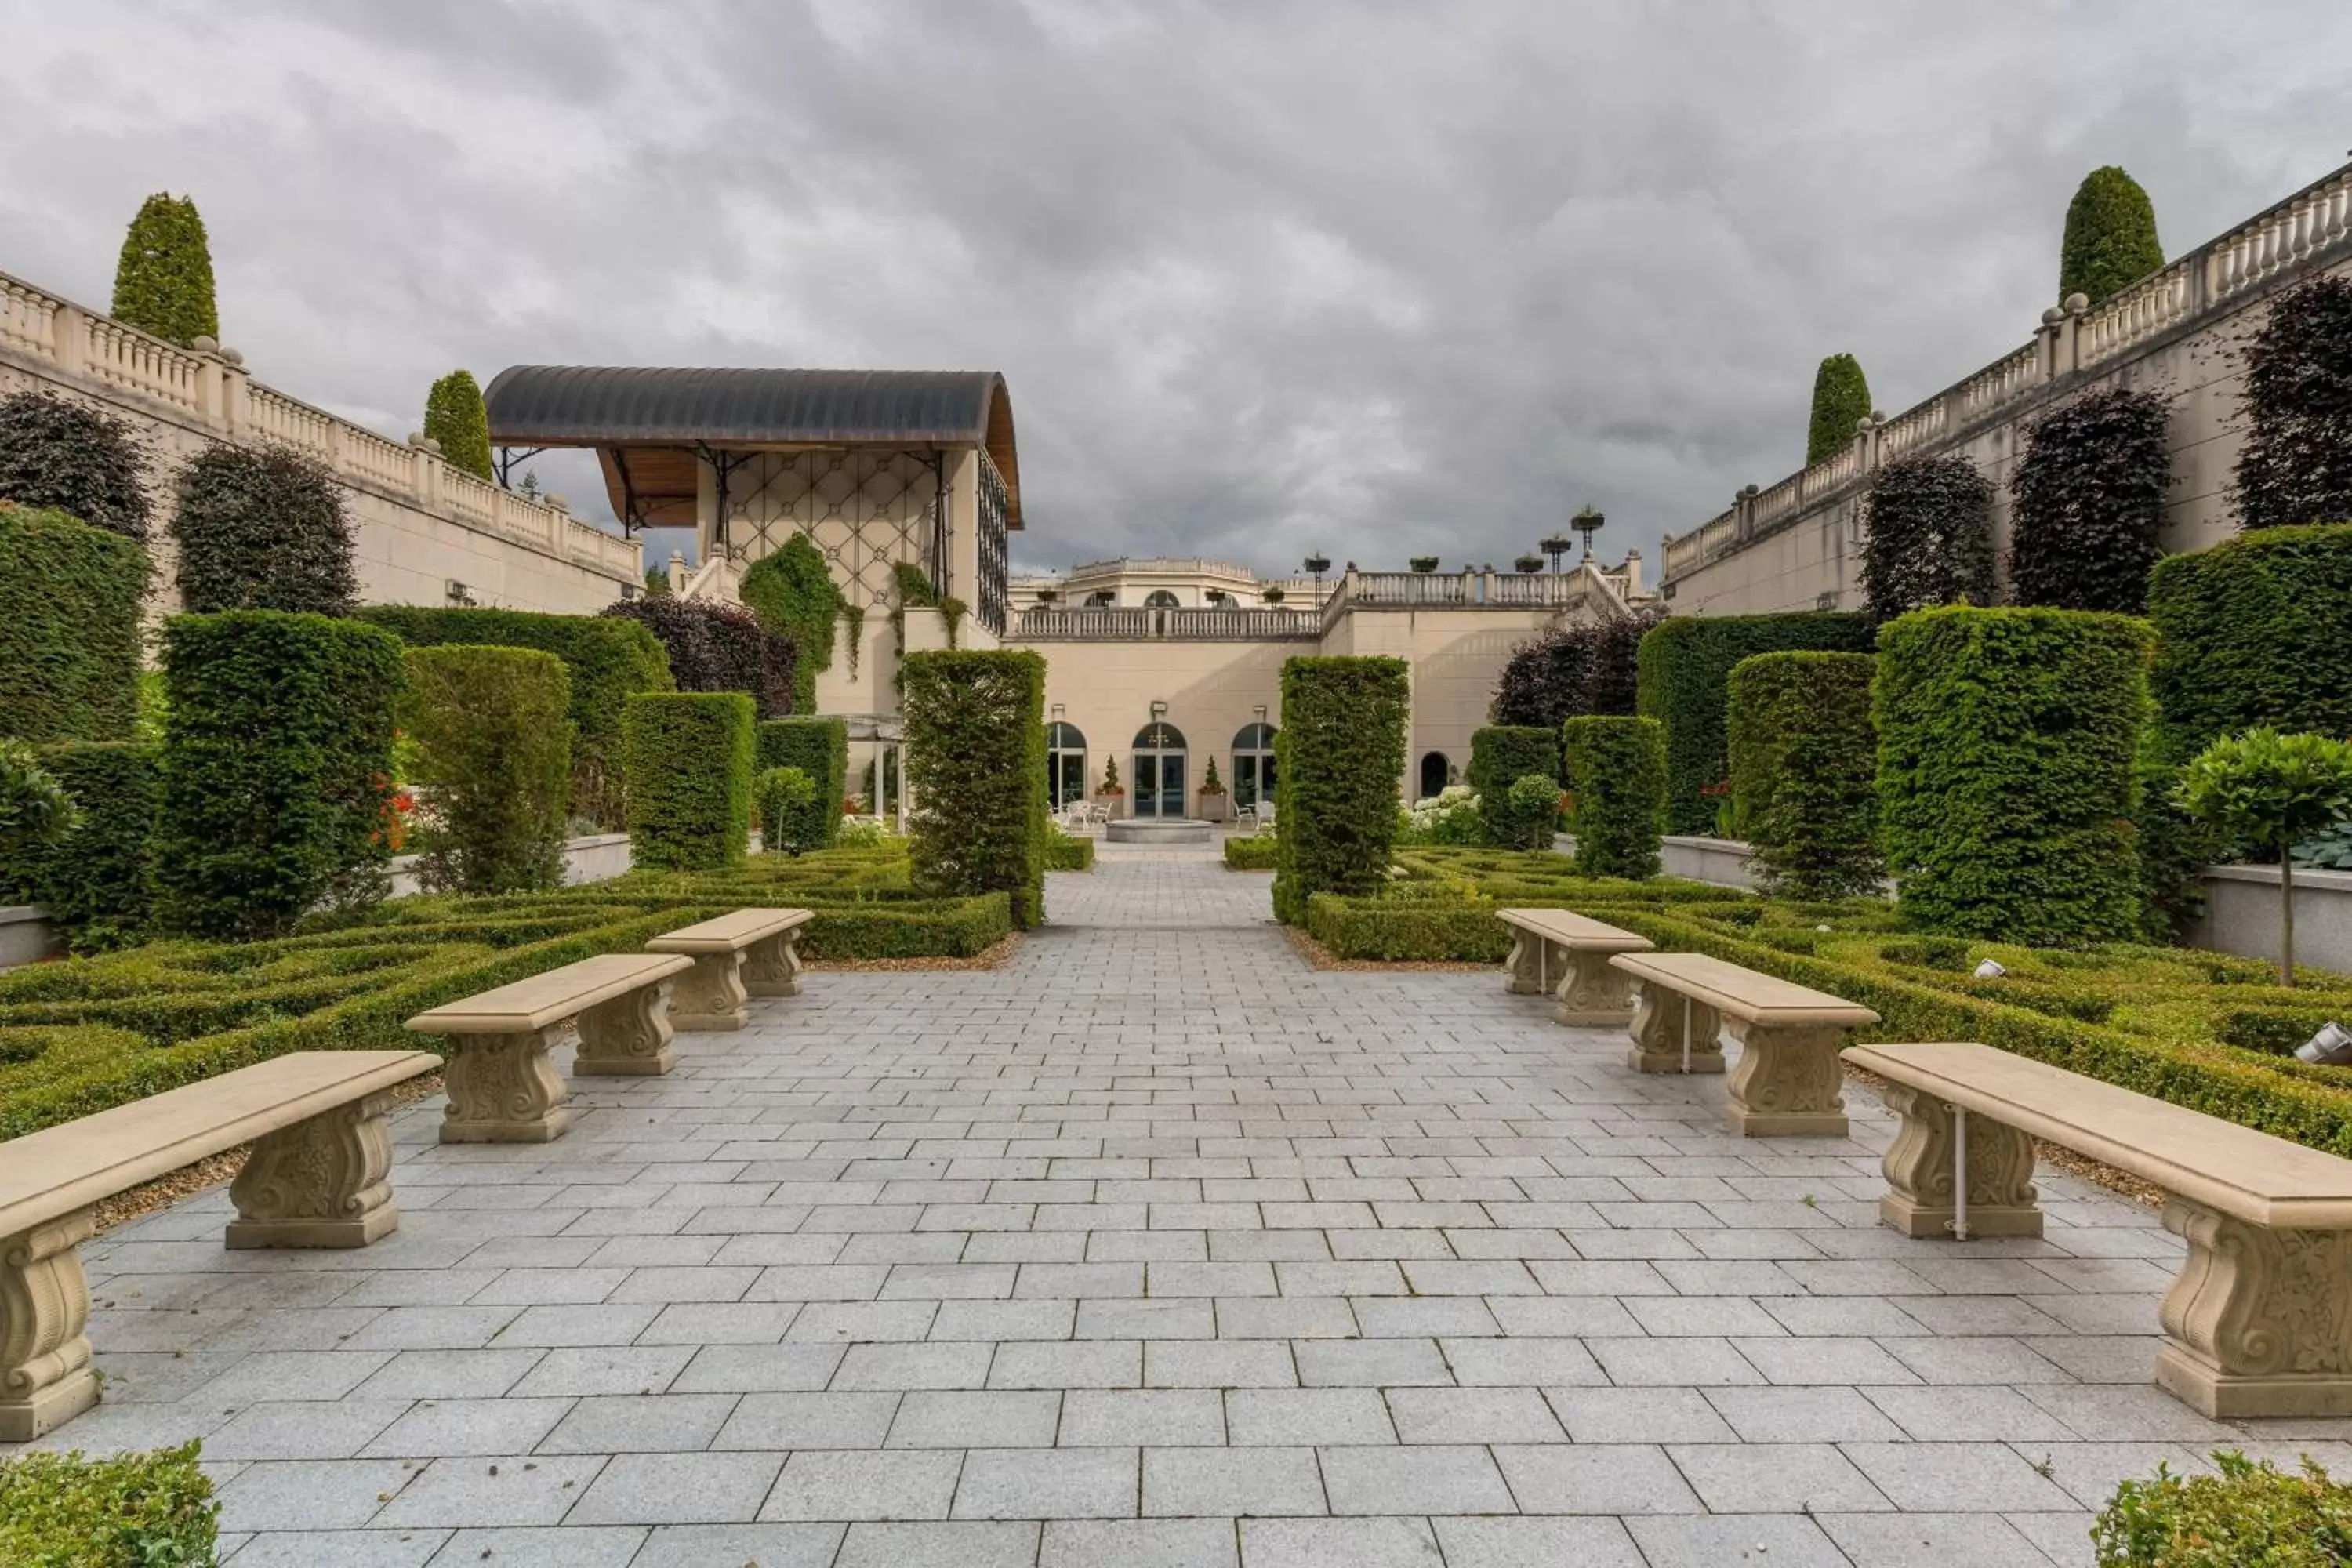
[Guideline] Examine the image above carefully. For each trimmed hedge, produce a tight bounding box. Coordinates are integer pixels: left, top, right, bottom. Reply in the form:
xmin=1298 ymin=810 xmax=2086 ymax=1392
xmin=1860 ymin=452 xmax=1996 ymax=622
xmin=2008 ymin=387 xmax=2171 ymax=615
xmin=756 ymin=717 xmax=849 ymax=852
xmin=2 ymin=742 xmax=159 ymax=950
xmin=1563 ymin=716 xmax=1667 ymax=880
xmin=1727 ymin=651 xmax=1883 ymax=899
xmin=2232 ymin=274 xmax=2352 ymax=532
xmin=1489 ymin=610 xmax=1658 ymax=729
xmin=2059 ymin=165 xmax=2164 ymax=309
xmin=0 ymin=504 xmax=149 ymax=743
xmin=2094 ymin=1450 xmax=2352 ymax=1566
xmin=741 ymin=535 xmax=846 ymax=713
xmin=1806 ymin=352 xmax=1871 ymax=465
xmin=402 ymin=646 xmax=572 ymax=893
xmin=154 ymin=612 xmax=405 ymax=939
xmin=1044 ymin=823 xmax=1095 ymax=870
xmin=604 ymin=597 xmax=794 ymax=718
xmin=1635 ymin=611 xmax=1873 ymax=833
xmin=1876 ymin=605 xmax=2149 ymax=944
xmin=622 ymin=691 xmax=754 ymax=872
xmin=0 ymin=1439 xmax=218 ymax=1567
xmin=1225 ymin=832 xmax=1279 ymax=870
xmin=1467 ymin=726 xmax=1560 ymax=848
xmin=355 ymin=605 xmax=673 ymax=827
xmin=1272 ymin=656 xmax=1410 ymax=924
xmin=902 ymin=649 xmax=1047 ymax=928
xmin=172 ymin=444 xmax=357 ymax=615
xmin=0 ymin=390 xmax=152 ymax=540
xmin=2146 ymin=523 xmax=2352 ymax=765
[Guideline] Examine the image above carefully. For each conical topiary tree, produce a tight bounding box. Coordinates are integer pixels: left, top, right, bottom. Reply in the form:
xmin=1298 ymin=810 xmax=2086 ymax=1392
xmin=1806 ymin=354 xmax=1871 ymax=465
xmin=423 ymin=370 xmax=494 ymax=481
xmin=2060 ymin=166 xmax=2163 ymax=308
xmin=111 ymin=194 xmax=220 ymax=347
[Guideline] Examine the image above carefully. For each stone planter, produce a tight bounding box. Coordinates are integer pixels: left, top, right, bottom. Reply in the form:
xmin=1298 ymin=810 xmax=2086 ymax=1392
xmin=2187 ymin=863 xmax=2352 ymax=977
xmin=1196 ymin=792 xmax=1231 ymax=823
xmin=387 ymin=832 xmax=637 ymax=900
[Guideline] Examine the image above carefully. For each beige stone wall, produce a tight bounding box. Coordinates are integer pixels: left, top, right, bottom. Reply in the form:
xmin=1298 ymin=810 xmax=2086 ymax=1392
xmin=0 ymin=270 xmax=639 ymax=617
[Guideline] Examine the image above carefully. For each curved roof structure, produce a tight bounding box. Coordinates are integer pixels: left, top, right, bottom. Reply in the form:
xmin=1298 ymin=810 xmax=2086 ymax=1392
xmin=483 ymin=366 xmax=1021 ymax=527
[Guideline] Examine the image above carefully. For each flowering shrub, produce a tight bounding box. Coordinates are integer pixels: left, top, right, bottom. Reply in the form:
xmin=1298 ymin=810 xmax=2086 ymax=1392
xmin=1398 ymin=785 xmax=1484 ymax=846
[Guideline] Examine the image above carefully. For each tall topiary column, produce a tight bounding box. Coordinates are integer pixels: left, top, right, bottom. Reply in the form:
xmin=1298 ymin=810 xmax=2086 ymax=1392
xmin=1860 ymin=454 xmax=1995 ymax=623
xmin=1875 ymin=606 xmax=2148 ymax=944
xmin=2008 ymin=387 xmax=2171 ymax=614
xmin=1726 ymin=651 xmax=1882 ymax=899
xmin=153 ymin=611 xmax=406 ymax=938
xmin=902 ymin=650 xmax=1047 ymax=927
xmin=402 ymin=646 xmax=573 ymax=893
xmin=423 ymin=370 xmax=495 ymax=482
xmin=622 ymin=692 xmax=755 ymax=872
xmin=0 ymin=505 xmax=148 ymax=744
xmin=2059 ymin=166 xmax=2163 ymax=308
xmin=1806 ymin=353 xmax=1871 ymax=465
xmin=172 ymin=446 xmax=356 ymax=615
xmin=2232 ymin=275 xmax=2352 ymax=532
xmin=2146 ymin=523 xmax=2352 ymax=763
xmin=1562 ymin=717 xmax=1666 ymax=880
xmin=0 ymin=393 xmax=152 ymax=541
xmin=1467 ymin=724 xmax=1560 ymax=850
xmin=1272 ymin=656 xmax=1410 ymax=924
xmin=110 ymin=193 xmax=220 ymax=347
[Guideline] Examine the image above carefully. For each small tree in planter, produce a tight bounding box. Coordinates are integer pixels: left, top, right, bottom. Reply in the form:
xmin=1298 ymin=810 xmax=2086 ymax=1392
xmin=1409 ymin=555 xmax=1440 ymax=573
xmin=1199 ymin=755 xmax=1225 ymax=818
xmin=1097 ymin=755 xmax=1124 ymax=802
xmin=2180 ymin=728 xmax=2352 ymax=984
xmin=1261 ymin=586 xmax=1287 ymax=605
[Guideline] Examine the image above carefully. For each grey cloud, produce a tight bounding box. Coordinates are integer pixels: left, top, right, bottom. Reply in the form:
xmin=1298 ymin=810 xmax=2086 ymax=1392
xmin=2 ymin=0 xmax=2344 ymax=579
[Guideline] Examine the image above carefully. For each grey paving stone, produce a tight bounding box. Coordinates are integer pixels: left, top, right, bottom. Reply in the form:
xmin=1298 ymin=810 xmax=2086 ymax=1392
xmin=1430 ymin=1515 xmax=1646 ymax=1568
xmin=226 ymin=1529 xmax=448 ymax=1566
xmin=1544 ymin=1388 xmax=1739 ymax=1444
xmin=1320 ymin=1443 xmax=1515 ymax=1514
xmin=1490 ymin=1443 xmax=1700 ymax=1515
xmin=889 ymin=1389 xmax=1062 ymax=1447
xmin=214 ymin=1458 xmax=416 ymax=1532
xmin=563 ymin=1450 xmax=785 ymax=1523
xmin=836 ymin=1520 xmax=1042 ymax=1568
xmin=954 ymin=1445 xmax=1138 ymax=1518
xmin=1819 ymin=1509 xmax=2063 ymax=1566
xmin=1835 ymin=1439 xmax=2092 ymax=1515
xmin=1061 ymin=1388 xmax=1225 ymax=1446
xmin=717 ymin=1391 xmax=903 ymax=1449
xmin=422 ymin=1526 xmax=644 ymax=1565
xmin=362 ymin=1397 xmax=572 ymax=1457
xmin=1239 ymin=1516 xmax=1443 ymax=1567
xmin=759 ymin=1449 xmax=963 ymax=1521
xmin=372 ymin=1453 xmax=608 ymax=1529
xmin=1385 ymin=1386 xmax=1561 ymax=1444
xmin=536 ymin=1392 xmax=737 ymax=1453
xmin=1292 ymin=1338 xmax=1450 ymax=1387
xmin=1666 ymin=1441 xmax=1893 ymax=1512
xmin=1146 ymin=1340 xmax=1298 ymax=1388
xmin=669 ymin=1342 xmax=844 ymax=1392
xmin=1044 ymin=1517 xmax=1240 ymax=1568
xmin=628 ymin=1523 xmax=845 ymax=1568
xmin=1145 ymin=1446 xmax=1327 ymax=1516
xmin=991 ymin=1339 xmax=1142 ymax=1388
xmin=1701 ymin=1386 xmax=1908 ymax=1443
xmin=204 ymin=1398 xmax=412 ymax=1461
xmin=505 ymin=1345 xmax=693 ymax=1399
xmin=1624 ymin=1514 xmax=1853 ymax=1568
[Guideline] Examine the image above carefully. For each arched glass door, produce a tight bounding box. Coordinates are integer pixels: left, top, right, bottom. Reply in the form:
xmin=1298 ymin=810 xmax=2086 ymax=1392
xmin=1046 ymin=722 xmax=1087 ymax=809
xmin=1143 ymin=590 xmax=1180 ymax=608
xmin=1232 ymin=722 xmax=1279 ymax=813
xmin=1131 ymin=721 xmax=1188 ymax=818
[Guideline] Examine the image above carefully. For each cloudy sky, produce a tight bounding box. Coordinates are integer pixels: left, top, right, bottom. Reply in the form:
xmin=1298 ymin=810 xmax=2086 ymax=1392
xmin=3 ymin=2 xmax=2345 ymax=577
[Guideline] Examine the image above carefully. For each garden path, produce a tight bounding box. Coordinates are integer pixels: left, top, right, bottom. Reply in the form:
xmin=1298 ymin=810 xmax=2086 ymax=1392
xmin=34 ymin=840 xmax=2352 ymax=1566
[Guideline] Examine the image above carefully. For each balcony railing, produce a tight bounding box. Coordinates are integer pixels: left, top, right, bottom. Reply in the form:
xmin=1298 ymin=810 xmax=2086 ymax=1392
xmin=1011 ymin=606 xmax=1323 ymax=641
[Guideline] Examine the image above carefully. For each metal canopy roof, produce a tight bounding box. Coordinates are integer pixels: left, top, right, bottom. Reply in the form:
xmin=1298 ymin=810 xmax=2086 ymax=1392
xmin=483 ymin=365 xmax=1021 ymax=526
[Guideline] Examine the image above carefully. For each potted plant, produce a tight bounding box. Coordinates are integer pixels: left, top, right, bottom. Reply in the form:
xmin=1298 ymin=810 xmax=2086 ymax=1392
xmin=1409 ymin=555 xmax=1440 ymax=573
xmin=1197 ymin=756 xmax=1228 ymax=822
xmin=2180 ymin=728 xmax=2352 ymax=984
xmin=1095 ymin=756 xmax=1126 ymax=818
xmin=1261 ymin=586 xmax=1287 ymax=605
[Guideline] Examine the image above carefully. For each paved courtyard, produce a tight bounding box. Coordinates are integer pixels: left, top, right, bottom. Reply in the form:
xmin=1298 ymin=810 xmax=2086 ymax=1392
xmin=33 ymin=842 xmax=2352 ymax=1566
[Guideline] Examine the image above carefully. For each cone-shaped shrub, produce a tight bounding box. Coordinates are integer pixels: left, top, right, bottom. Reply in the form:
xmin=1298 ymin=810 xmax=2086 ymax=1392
xmin=2059 ymin=165 xmax=2163 ymax=307
xmin=1806 ymin=353 xmax=1871 ymax=465
xmin=111 ymin=194 xmax=220 ymax=347
xmin=423 ymin=370 xmax=494 ymax=481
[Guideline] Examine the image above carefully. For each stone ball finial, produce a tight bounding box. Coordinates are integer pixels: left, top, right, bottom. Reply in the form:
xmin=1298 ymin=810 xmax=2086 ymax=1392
xmin=421 ymin=437 xmax=444 ymax=456
xmin=406 ymin=432 xmax=426 ymax=448
xmin=190 ymin=335 xmax=218 ymax=355
xmin=1870 ymin=409 xmax=1886 ymax=423
xmin=2042 ymin=305 xmax=2066 ymax=326
xmin=2063 ymin=292 xmax=2090 ymax=314
xmin=1739 ymin=483 xmax=1759 ymax=498
xmin=545 ymin=494 xmax=570 ymax=513
xmin=222 ymin=347 xmax=243 ymax=366
xmin=1855 ymin=416 xmax=1875 ymax=434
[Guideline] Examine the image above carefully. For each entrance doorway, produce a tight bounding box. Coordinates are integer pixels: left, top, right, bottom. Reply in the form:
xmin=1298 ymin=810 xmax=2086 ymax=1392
xmin=1047 ymin=722 xmax=1087 ymax=809
xmin=1131 ymin=721 xmax=1189 ymax=818
xmin=1418 ymin=750 xmax=1450 ymax=801
xmin=1232 ymin=722 xmax=1279 ymax=813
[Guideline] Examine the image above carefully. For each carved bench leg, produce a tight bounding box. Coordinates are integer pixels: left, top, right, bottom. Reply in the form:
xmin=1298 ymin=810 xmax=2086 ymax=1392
xmin=743 ymin=929 xmax=804 ymax=999
xmin=2157 ymin=1199 xmax=2352 ymax=1417
xmin=1504 ymin=930 xmax=1544 ymax=995
xmin=576 ymin=980 xmax=678 ymax=1076
xmin=1556 ymin=947 xmax=1637 ymax=1027
xmin=227 ymin=1091 xmax=401 ymax=1248
xmin=0 ymin=1209 xmax=98 ymax=1441
xmin=666 ymin=951 xmax=749 ymax=1032
xmin=1875 ymin=1083 xmax=2042 ymax=1238
xmin=441 ymin=1026 xmax=574 ymax=1142
xmin=1625 ymin=984 xmax=1724 ymax=1075
xmin=1724 ymin=1020 xmax=1850 ymax=1137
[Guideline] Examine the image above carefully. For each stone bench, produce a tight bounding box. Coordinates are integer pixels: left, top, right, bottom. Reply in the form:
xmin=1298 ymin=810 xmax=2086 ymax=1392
xmin=1609 ymin=951 xmax=1878 ymax=1137
xmin=1847 ymin=1040 xmax=2352 ymax=1418
xmin=406 ymin=953 xmax=695 ymax=1141
xmin=645 ymin=907 xmax=815 ymax=1030
xmin=0 ymin=1048 xmax=438 ymax=1439
xmin=1497 ymin=908 xmax=1653 ymax=1026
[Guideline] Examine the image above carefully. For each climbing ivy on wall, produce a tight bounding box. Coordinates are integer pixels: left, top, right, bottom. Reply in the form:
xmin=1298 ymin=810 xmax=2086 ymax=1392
xmin=1806 ymin=354 xmax=1871 ymax=465
xmin=110 ymin=194 xmax=220 ymax=348
xmin=2059 ymin=166 xmax=2163 ymax=308
xmin=2234 ymin=274 xmax=2352 ymax=532
xmin=741 ymin=535 xmax=846 ymax=713
xmin=2008 ymin=387 xmax=2172 ymax=614
xmin=1860 ymin=454 xmax=1994 ymax=624
xmin=0 ymin=392 xmax=152 ymax=541
xmin=423 ymin=370 xmax=494 ymax=482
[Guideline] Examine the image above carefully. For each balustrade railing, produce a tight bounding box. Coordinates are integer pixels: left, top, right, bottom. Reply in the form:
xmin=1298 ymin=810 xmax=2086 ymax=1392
xmin=1011 ymin=605 xmax=1321 ymax=641
xmin=1659 ymin=161 xmax=2352 ymax=584
xmin=0 ymin=263 xmax=638 ymax=588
